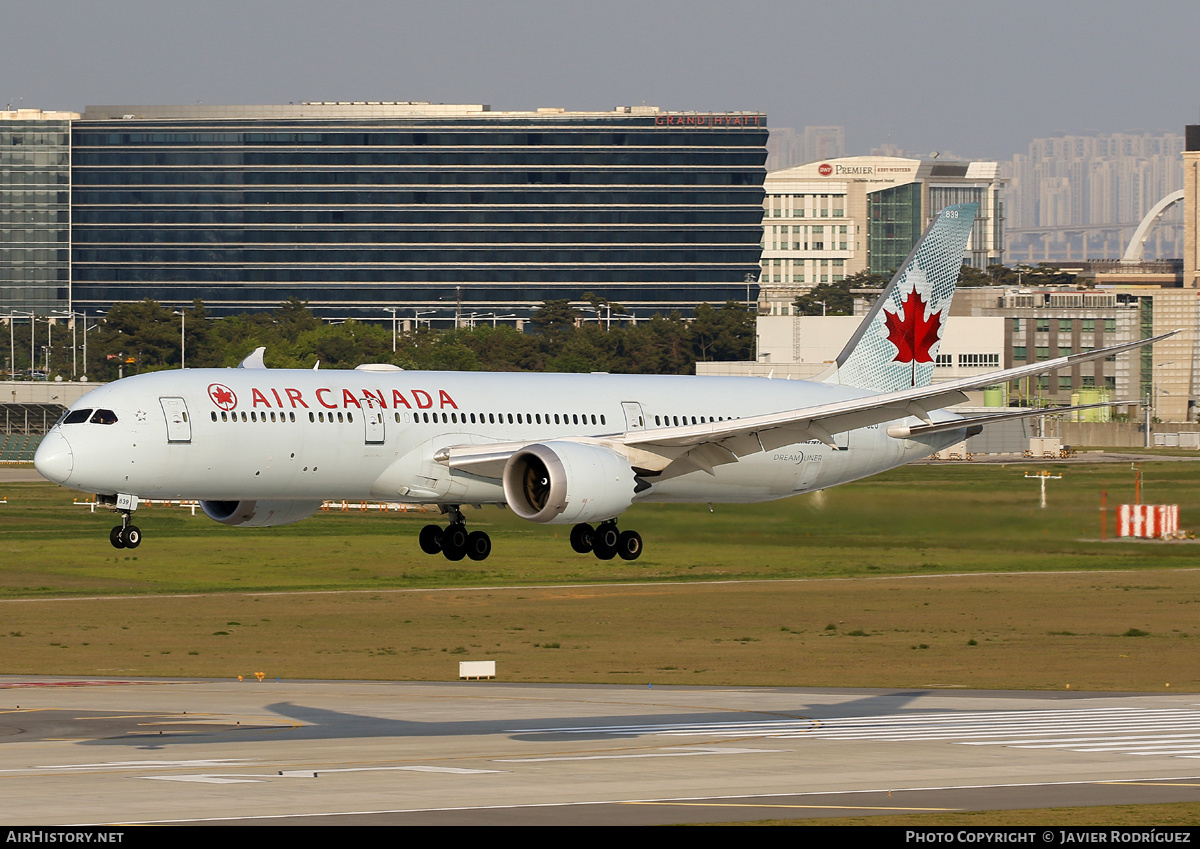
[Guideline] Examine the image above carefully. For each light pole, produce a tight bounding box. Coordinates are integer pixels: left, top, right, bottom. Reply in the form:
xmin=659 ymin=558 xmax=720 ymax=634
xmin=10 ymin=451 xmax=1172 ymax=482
xmin=384 ymin=307 xmax=399 ymax=352
xmin=1155 ymin=360 xmax=1174 ymax=422
xmin=53 ymin=309 xmax=77 ymax=377
xmin=83 ymin=309 xmax=103 ymax=378
xmin=173 ymin=310 xmax=186 ymax=369
xmin=8 ymin=311 xmax=35 ymax=379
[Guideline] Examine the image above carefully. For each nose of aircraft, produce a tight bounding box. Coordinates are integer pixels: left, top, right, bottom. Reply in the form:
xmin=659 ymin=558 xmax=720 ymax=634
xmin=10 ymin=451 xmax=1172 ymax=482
xmin=34 ymin=430 xmax=73 ymax=485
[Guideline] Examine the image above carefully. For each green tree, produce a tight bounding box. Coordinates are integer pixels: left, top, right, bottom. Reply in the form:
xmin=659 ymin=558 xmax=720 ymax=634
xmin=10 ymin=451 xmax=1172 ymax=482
xmin=529 ymin=299 xmax=581 ymax=334
xmin=794 ymin=270 xmax=886 ymax=316
xmin=690 ymin=302 xmax=753 ymax=362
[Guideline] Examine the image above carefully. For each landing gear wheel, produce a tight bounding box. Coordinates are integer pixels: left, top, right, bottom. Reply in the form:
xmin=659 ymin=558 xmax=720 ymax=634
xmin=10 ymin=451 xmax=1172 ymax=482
xmin=593 ymin=522 xmax=619 ymax=561
xmin=110 ymin=526 xmax=127 ymax=549
xmin=570 ymin=523 xmax=594 ymax=554
xmin=419 ymin=524 xmax=444 ymax=555
xmin=122 ymin=525 xmax=142 ymax=549
xmin=441 ymin=523 xmax=468 ymax=561
xmin=466 ymin=531 xmax=492 ymax=562
xmin=616 ymin=530 xmax=642 ymax=561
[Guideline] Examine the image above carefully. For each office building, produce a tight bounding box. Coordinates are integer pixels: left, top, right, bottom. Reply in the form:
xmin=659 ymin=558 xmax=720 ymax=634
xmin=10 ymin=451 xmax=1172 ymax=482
xmin=757 ymin=156 xmax=1003 ymax=315
xmin=67 ymin=102 xmax=768 ymax=319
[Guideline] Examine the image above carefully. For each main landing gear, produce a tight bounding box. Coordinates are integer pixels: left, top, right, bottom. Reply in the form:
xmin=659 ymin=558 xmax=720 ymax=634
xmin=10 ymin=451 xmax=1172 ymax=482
xmin=418 ymin=506 xmax=491 ymax=562
xmin=570 ymin=521 xmax=642 ymax=561
xmin=109 ymin=512 xmax=141 ymax=550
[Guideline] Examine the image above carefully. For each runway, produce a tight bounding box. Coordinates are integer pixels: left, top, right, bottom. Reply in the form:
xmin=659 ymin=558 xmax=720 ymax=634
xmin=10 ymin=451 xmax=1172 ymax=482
xmin=4 ymin=678 xmax=1200 ymax=824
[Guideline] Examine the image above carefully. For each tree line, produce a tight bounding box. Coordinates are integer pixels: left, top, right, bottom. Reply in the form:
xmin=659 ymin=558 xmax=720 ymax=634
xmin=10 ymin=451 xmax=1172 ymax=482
xmin=6 ymin=297 xmax=754 ymax=382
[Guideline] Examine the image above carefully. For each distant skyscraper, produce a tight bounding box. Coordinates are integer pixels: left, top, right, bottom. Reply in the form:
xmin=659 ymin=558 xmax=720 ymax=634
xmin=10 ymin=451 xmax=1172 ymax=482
xmin=1003 ymin=131 xmax=1184 ymax=261
xmin=766 ymin=125 xmax=846 ymax=170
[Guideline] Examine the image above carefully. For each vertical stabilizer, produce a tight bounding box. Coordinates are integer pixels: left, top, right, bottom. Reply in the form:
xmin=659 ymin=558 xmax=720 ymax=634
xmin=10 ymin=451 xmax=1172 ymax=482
xmin=825 ymin=203 xmax=978 ymax=392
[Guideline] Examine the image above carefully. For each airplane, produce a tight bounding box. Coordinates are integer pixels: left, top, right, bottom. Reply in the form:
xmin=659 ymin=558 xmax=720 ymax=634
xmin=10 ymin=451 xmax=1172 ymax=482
xmin=33 ymin=202 xmax=1173 ymax=560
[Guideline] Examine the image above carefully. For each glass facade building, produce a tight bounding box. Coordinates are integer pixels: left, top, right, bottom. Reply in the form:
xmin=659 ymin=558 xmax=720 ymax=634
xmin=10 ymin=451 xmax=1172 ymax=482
xmin=68 ymin=103 xmax=768 ymax=318
xmin=0 ymin=110 xmax=76 ymax=314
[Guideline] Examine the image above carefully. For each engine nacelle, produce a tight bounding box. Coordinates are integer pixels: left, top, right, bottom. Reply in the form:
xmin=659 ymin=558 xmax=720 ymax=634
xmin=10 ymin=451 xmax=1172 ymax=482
xmin=502 ymin=441 xmax=636 ymax=525
xmin=200 ymin=499 xmax=323 ymax=528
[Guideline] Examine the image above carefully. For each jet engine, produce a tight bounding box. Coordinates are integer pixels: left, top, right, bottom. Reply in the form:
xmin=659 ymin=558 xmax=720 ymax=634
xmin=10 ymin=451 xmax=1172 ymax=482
xmin=502 ymin=441 xmax=636 ymax=525
xmin=200 ymin=499 xmax=324 ymax=528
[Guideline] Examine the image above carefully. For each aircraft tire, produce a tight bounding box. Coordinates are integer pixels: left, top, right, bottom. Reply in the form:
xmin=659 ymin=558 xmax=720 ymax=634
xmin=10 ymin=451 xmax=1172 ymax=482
xmin=595 ymin=522 xmax=620 ymax=551
xmin=110 ymin=526 xmax=127 ymax=549
xmin=593 ymin=523 xmax=619 ymax=560
xmin=466 ymin=531 xmax=491 ymax=561
xmin=570 ymin=523 xmax=594 ymax=554
xmin=123 ymin=526 xmax=142 ymax=549
xmin=616 ymin=530 xmax=642 ymax=561
xmin=419 ymin=524 xmax=443 ymax=555
xmin=442 ymin=523 xmax=468 ymax=561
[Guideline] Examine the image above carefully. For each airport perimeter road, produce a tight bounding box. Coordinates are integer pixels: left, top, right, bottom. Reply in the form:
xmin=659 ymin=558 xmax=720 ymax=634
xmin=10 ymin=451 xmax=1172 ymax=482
xmin=3 ymin=678 xmax=1200 ymax=825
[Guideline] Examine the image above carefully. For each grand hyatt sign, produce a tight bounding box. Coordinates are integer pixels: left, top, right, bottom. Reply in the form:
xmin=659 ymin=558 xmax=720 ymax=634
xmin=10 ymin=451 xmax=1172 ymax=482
xmin=654 ymin=114 xmax=765 ymax=127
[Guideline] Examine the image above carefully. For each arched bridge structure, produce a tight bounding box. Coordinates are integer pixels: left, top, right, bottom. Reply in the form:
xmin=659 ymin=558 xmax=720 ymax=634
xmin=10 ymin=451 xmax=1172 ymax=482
xmin=1122 ymin=189 xmax=1185 ymax=262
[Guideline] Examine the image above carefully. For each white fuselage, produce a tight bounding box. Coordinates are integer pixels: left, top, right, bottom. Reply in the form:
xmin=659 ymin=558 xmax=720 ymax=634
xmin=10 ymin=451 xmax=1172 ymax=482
xmin=36 ymin=368 xmax=963 ymax=509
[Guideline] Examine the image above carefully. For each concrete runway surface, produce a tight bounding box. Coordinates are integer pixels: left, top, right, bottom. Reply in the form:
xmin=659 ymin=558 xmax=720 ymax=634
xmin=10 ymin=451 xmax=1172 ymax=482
xmin=3 ymin=677 xmax=1200 ymax=825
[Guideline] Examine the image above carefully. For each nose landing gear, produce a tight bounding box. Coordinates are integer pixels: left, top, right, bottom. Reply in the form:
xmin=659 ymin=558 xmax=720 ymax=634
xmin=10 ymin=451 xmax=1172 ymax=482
xmin=570 ymin=521 xmax=642 ymax=561
xmin=109 ymin=513 xmax=141 ymax=550
xmin=418 ymin=506 xmax=491 ymax=562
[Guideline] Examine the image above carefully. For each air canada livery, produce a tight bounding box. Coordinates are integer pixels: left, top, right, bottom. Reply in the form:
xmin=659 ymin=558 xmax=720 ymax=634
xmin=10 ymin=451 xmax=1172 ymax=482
xmin=34 ymin=204 xmax=1171 ymax=561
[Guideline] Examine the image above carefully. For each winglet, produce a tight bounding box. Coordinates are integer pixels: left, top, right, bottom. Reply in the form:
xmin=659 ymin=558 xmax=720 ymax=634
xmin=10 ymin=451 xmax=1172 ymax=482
xmin=826 ymin=203 xmax=978 ymax=392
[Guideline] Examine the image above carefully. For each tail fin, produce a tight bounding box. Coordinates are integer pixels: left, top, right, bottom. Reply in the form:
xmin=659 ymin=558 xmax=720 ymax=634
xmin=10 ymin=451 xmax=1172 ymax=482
xmin=824 ymin=202 xmax=978 ymax=392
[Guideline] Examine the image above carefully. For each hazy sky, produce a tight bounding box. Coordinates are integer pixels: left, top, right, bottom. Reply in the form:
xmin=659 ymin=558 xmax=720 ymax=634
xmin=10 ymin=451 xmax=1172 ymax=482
xmin=4 ymin=0 xmax=1197 ymax=160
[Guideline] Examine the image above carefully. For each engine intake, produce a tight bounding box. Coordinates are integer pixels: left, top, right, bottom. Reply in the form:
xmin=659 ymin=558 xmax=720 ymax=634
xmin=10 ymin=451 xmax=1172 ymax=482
xmin=502 ymin=441 xmax=635 ymax=525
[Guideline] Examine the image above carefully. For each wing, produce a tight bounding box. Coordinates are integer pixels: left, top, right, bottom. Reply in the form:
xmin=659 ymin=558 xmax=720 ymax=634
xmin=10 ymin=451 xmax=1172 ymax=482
xmin=436 ymin=330 xmax=1176 ymax=479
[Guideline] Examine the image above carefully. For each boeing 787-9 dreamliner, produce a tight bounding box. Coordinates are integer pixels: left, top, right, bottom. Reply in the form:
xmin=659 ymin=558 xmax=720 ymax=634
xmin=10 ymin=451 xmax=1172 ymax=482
xmin=34 ymin=203 xmax=1172 ymax=561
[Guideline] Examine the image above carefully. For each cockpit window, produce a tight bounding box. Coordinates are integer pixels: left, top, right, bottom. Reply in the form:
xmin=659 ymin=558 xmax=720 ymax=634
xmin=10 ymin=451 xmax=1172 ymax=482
xmin=90 ymin=409 xmax=118 ymax=425
xmin=62 ymin=409 xmax=93 ymax=424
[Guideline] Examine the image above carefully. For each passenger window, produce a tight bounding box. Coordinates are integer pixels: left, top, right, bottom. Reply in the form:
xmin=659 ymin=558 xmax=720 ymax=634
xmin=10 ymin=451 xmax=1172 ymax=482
xmin=90 ymin=409 xmax=118 ymax=425
xmin=63 ymin=409 xmax=93 ymax=424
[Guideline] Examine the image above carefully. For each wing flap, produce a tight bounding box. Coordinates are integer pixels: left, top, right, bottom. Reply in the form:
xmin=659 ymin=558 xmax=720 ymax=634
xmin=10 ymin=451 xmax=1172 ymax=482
xmin=886 ymin=401 xmax=1129 ymax=439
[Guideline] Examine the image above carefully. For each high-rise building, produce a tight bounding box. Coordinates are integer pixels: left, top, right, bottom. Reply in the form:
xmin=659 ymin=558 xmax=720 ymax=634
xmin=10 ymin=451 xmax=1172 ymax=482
xmin=66 ymin=103 xmax=767 ymax=319
xmin=0 ymin=109 xmax=78 ymax=313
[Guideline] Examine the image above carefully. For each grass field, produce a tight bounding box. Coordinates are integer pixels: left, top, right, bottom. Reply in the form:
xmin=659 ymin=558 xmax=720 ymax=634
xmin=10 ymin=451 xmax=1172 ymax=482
xmin=1 ymin=459 xmax=1199 ymax=688
xmin=2 ymin=459 xmax=1198 ymax=597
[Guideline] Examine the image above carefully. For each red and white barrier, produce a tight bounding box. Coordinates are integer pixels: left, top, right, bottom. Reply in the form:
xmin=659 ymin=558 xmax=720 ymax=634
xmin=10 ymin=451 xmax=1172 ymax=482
xmin=1117 ymin=504 xmax=1179 ymax=539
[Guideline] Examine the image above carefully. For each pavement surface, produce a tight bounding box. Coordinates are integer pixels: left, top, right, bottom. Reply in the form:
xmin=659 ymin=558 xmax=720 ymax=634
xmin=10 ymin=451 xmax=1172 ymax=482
xmin=3 ymin=678 xmax=1200 ymax=825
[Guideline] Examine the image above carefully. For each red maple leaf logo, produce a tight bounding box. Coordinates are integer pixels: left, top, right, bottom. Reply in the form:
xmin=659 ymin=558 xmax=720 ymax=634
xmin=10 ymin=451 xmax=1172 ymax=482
xmin=207 ymin=383 xmax=237 ymax=410
xmin=883 ymin=290 xmax=942 ymax=365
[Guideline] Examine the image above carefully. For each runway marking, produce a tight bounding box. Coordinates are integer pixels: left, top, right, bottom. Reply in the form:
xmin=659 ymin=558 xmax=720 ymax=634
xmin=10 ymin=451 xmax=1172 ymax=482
xmin=497 ymin=746 xmax=778 ymax=763
xmin=144 ymin=764 xmax=506 ymax=783
xmin=0 ymin=759 xmax=260 ymax=774
xmin=622 ymin=801 xmax=957 ymax=812
xmin=146 ymin=775 xmax=262 ymax=784
xmin=511 ymin=707 xmax=1200 ymax=761
xmin=277 ymin=765 xmax=503 ymax=776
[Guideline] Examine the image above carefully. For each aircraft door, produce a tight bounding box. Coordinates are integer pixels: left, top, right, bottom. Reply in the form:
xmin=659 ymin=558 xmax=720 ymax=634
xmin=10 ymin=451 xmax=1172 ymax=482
xmin=620 ymin=401 xmax=645 ymax=432
xmin=362 ymin=400 xmax=385 ymax=445
xmin=159 ymin=397 xmax=192 ymax=443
